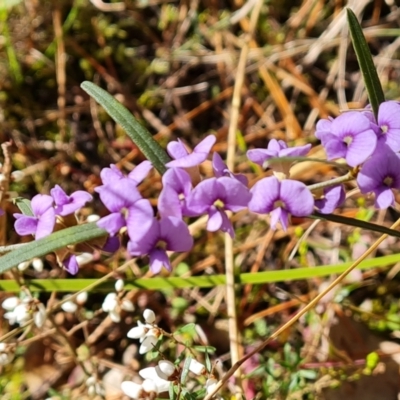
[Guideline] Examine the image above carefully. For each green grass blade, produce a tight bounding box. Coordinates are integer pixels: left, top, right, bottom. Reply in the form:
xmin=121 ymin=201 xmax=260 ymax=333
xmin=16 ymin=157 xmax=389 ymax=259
xmin=1 ymin=253 xmax=399 ymax=292
xmin=81 ymin=81 xmax=170 ymax=174
xmin=312 ymin=211 xmax=400 ymax=238
xmin=0 ymin=223 xmax=106 ymax=274
xmin=347 ymin=8 xmax=385 ymax=117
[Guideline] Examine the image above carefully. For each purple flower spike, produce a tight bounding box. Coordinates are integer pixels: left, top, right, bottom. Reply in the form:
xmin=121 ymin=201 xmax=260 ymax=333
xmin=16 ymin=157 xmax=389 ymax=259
xmin=212 ymin=153 xmax=248 ymax=185
xmin=357 ymin=147 xmax=400 ymax=209
xmin=166 ymin=135 xmax=216 ymax=168
xmin=14 ymin=194 xmax=56 ymax=239
xmin=315 ymin=112 xmax=377 ymax=167
xmin=186 ymin=177 xmax=251 ymax=237
xmin=375 ymin=101 xmax=400 ymax=152
xmin=247 ymin=139 xmax=311 ymax=177
xmin=51 ymin=185 xmax=92 ymax=216
xmin=128 ymin=212 xmax=193 ymax=274
xmin=63 ymin=255 xmax=79 ymax=275
xmin=249 ymin=176 xmax=314 ymax=230
xmin=315 ymin=185 xmax=346 ymax=214
xmin=158 ymin=168 xmax=193 ymax=219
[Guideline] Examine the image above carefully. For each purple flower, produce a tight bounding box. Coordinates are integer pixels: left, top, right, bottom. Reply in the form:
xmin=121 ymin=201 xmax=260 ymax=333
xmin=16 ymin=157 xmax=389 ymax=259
xmin=100 ymin=161 xmax=152 ymax=186
xmin=63 ymin=255 xmax=79 ymax=275
xmin=95 ymin=178 xmax=143 ymax=236
xmin=14 ymin=194 xmax=56 ymax=239
xmin=212 ymin=153 xmax=248 ymax=185
xmin=158 ymin=168 xmax=193 ymax=219
xmin=128 ymin=160 xmax=153 ymax=184
xmin=186 ymin=177 xmax=251 ymax=237
xmin=247 ymin=139 xmax=311 ymax=177
xmin=373 ymin=101 xmax=400 ymax=152
xmin=357 ymin=147 xmax=400 ymax=209
xmin=50 ymin=185 xmax=92 ymax=216
xmin=165 ymin=135 xmax=216 ymax=168
xmin=248 ymin=177 xmax=314 ymax=230
xmin=127 ymin=208 xmax=193 ymax=274
xmin=315 ymin=112 xmax=377 ymax=167
xmin=314 ymin=185 xmax=346 ymax=214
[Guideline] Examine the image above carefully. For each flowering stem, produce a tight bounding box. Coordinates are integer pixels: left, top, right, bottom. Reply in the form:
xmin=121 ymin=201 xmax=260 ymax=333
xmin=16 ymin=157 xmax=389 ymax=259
xmin=307 ymin=169 xmax=356 ymax=192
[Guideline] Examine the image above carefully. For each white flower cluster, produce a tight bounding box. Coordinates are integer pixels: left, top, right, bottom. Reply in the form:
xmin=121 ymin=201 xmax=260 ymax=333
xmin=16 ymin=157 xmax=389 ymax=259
xmin=102 ymin=280 xmax=134 ymax=323
xmin=127 ymin=309 xmax=159 ymax=354
xmin=2 ymin=295 xmax=46 ymax=328
xmin=121 ymin=309 xmax=215 ymax=399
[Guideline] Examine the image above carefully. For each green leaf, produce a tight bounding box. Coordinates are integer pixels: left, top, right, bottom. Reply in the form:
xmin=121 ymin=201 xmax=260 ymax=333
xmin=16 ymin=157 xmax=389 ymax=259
xmin=175 ymin=323 xmax=196 ymax=335
xmin=193 ymin=345 xmax=216 ymax=354
xmin=1 ymin=253 xmax=400 ymax=292
xmin=80 ymin=81 xmax=170 ymax=174
xmin=312 ymin=211 xmax=400 ymax=238
xmin=181 ymin=356 xmax=191 ymax=385
xmin=347 ymin=8 xmax=385 ymax=117
xmin=14 ymin=198 xmax=33 ymax=216
xmin=0 ymin=223 xmax=106 ymax=274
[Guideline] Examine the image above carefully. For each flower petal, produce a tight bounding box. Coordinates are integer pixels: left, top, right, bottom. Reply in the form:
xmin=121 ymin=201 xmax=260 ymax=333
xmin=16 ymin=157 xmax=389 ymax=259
xmin=248 ymin=176 xmax=280 ymax=214
xmin=35 ymin=207 xmax=56 ymax=239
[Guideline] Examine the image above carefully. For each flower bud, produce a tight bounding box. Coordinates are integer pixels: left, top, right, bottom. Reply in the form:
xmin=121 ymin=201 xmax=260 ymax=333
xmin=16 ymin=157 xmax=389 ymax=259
xmin=188 ymin=359 xmax=206 ymax=375
xmin=11 ymin=170 xmax=25 ymax=182
xmin=32 ymin=258 xmax=44 ymax=272
xmin=76 ymin=291 xmax=88 ymax=305
xmin=143 ymin=309 xmax=156 ymax=324
xmin=158 ymin=360 xmax=175 ymax=377
xmin=115 ymin=279 xmax=124 ymax=292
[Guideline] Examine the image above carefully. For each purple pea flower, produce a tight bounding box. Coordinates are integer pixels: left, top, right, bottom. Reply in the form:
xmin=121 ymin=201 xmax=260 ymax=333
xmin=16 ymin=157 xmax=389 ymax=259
xmin=100 ymin=161 xmax=152 ymax=186
xmin=186 ymin=177 xmax=251 ymax=237
xmin=247 ymin=139 xmax=311 ymax=177
xmin=95 ymin=177 xmax=143 ymax=236
xmin=212 ymin=153 xmax=248 ymax=185
xmin=158 ymin=168 xmax=193 ymax=219
xmin=248 ymin=176 xmax=314 ymax=230
xmin=50 ymin=185 xmax=92 ymax=216
xmin=14 ymin=194 xmax=56 ymax=239
xmin=127 ymin=207 xmax=193 ymax=274
xmin=315 ymin=112 xmax=377 ymax=167
xmin=372 ymin=101 xmax=400 ymax=152
xmin=63 ymin=255 xmax=79 ymax=275
xmin=314 ymin=185 xmax=346 ymax=214
xmin=357 ymin=147 xmax=400 ymax=209
xmin=165 ymin=135 xmax=216 ymax=168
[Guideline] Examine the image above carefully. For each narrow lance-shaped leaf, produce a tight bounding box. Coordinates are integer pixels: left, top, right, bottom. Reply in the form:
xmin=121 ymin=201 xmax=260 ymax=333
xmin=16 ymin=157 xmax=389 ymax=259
xmin=347 ymin=8 xmax=385 ymax=118
xmin=0 ymin=222 xmax=106 ymax=274
xmin=312 ymin=211 xmax=400 ymax=238
xmin=81 ymin=81 xmax=170 ymax=175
